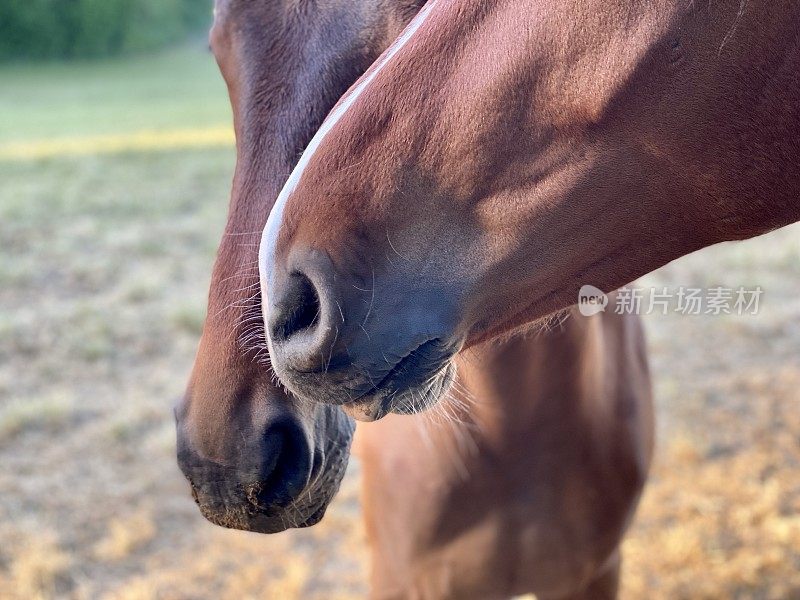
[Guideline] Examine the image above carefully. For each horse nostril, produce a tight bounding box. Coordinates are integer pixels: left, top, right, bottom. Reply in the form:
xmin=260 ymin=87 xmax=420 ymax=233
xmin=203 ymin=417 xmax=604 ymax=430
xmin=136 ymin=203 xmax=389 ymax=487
xmin=266 ymin=252 xmax=343 ymax=375
xmin=270 ymin=272 xmax=321 ymax=342
xmin=249 ymin=418 xmax=312 ymax=509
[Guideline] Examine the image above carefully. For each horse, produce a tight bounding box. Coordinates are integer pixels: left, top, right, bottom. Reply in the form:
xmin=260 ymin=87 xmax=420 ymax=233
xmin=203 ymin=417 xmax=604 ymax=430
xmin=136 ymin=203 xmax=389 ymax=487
xmin=176 ymin=0 xmax=653 ymax=598
xmin=259 ymin=0 xmax=800 ymax=422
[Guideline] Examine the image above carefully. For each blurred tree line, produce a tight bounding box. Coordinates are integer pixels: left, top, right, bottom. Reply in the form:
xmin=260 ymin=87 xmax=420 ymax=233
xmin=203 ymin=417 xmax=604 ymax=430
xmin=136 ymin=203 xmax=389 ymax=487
xmin=0 ymin=0 xmax=211 ymax=60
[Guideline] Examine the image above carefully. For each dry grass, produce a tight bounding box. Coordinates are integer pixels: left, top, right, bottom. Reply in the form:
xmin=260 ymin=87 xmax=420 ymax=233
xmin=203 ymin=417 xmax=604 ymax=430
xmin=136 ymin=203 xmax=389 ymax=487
xmin=1 ymin=46 xmax=799 ymax=599
xmin=623 ymin=370 xmax=800 ymax=599
xmin=0 ymin=392 xmax=75 ymax=441
xmin=93 ymin=511 xmax=157 ymax=563
xmin=0 ymin=127 xmax=234 ymax=161
xmin=2 ymin=533 xmax=73 ymax=600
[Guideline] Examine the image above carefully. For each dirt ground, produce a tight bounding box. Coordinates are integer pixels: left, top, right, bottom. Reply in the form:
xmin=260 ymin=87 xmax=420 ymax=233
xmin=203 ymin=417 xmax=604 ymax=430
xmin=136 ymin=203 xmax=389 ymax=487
xmin=1 ymin=49 xmax=799 ymax=600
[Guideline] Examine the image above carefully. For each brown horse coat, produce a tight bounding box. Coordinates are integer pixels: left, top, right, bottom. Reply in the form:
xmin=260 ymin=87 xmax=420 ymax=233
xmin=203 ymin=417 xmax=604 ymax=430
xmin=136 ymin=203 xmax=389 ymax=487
xmin=177 ymin=1 xmax=654 ymax=598
xmin=360 ymin=305 xmax=652 ymax=599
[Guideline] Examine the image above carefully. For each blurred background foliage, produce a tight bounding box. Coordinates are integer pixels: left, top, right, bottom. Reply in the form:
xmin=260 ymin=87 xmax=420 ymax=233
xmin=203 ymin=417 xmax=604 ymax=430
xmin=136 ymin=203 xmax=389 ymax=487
xmin=0 ymin=0 xmax=211 ymax=60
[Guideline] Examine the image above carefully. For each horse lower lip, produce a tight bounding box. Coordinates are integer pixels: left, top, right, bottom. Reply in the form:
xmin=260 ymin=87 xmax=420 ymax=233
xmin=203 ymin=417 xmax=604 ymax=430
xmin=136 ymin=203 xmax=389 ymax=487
xmin=356 ymin=339 xmax=450 ymax=400
xmin=340 ymin=352 xmax=455 ymax=422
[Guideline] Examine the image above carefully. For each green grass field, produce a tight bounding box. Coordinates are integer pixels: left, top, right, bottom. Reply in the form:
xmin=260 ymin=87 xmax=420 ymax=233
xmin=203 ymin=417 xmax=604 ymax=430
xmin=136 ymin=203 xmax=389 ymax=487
xmin=0 ymin=43 xmax=230 ymax=143
xmin=1 ymin=44 xmax=799 ymax=599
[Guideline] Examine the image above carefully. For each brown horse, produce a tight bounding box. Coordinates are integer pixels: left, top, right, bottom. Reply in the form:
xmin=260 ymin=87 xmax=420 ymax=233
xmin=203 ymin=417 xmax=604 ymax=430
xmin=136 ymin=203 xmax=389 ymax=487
xmin=177 ymin=0 xmax=652 ymax=598
xmin=260 ymin=0 xmax=800 ymax=421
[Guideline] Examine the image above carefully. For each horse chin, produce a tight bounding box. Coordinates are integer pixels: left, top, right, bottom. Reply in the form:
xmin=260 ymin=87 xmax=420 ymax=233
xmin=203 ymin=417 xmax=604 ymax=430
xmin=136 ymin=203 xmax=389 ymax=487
xmin=340 ymin=360 xmax=458 ymax=422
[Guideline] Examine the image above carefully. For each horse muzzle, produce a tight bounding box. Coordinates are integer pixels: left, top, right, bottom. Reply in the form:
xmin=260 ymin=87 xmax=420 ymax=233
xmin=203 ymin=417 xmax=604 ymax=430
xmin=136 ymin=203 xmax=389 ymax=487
xmin=263 ymin=248 xmax=463 ymax=421
xmin=175 ymin=396 xmax=353 ymax=533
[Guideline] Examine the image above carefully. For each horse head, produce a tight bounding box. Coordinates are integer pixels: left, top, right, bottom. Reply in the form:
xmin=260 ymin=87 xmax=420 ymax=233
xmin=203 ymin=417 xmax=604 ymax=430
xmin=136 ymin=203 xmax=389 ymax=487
xmin=261 ymin=0 xmax=800 ymax=418
xmin=176 ymin=0 xmax=422 ymax=532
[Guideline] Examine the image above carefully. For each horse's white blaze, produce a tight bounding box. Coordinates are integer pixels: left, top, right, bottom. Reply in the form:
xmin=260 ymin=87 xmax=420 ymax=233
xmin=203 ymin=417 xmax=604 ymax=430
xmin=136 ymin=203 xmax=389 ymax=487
xmin=258 ymin=0 xmax=438 ymax=343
